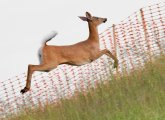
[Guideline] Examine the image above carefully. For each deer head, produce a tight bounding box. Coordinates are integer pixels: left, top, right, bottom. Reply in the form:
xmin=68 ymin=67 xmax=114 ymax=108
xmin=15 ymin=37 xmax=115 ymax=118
xmin=79 ymin=12 xmax=107 ymax=26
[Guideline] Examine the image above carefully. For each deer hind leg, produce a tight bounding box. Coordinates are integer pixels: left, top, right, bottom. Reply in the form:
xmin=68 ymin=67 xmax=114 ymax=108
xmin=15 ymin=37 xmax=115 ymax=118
xmin=20 ymin=63 xmax=57 ymax=94
xmin=99 ymin=49 xmax=118 ymax=68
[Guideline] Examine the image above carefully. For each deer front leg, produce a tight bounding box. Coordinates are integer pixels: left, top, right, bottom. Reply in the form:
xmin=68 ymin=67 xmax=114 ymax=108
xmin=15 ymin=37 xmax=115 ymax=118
xmin=20 ymin=64 xmax=57 ymax=94
xmin=99 ymin=49 xmax=119 ymax=68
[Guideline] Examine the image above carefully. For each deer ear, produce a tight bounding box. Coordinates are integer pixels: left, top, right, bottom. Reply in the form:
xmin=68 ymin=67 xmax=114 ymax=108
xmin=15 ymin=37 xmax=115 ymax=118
xmin=78 ymin=16 xmax=88 ymax=21
xmin=86 ymin=12 xmax=92 ymax=19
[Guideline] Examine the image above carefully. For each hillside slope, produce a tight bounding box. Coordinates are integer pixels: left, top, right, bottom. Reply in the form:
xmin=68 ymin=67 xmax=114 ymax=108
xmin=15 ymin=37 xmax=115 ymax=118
xmin=10 ymin=55 xmax=165 ymax=120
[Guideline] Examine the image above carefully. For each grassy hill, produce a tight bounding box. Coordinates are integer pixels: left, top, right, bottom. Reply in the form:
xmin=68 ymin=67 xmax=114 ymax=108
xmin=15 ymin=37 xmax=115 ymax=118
xmin=10 ymin=55 xmax=165 ymax=120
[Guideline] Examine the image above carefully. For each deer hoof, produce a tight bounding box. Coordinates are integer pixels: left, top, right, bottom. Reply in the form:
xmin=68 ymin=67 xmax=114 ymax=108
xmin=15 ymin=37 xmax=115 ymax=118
xmin=114 ymin=60 xmax=119 ymax=68
xmin=114 ymin=64 xmax=118 ymax=68
xmin=20 ymin=87 xmax=30 ymax=94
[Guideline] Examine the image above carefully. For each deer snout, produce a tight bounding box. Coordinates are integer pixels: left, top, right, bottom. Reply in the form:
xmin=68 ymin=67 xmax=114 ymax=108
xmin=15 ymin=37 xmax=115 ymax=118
xmin=103 ymin=18 xmax=107 ymax=23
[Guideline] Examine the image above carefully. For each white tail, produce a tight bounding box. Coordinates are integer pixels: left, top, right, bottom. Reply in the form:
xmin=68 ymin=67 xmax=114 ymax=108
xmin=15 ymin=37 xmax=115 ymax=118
xmin=38 ymin=31 xmax=58 ymax=63
xmin=42 ymin=31 xmax=58 ymax=45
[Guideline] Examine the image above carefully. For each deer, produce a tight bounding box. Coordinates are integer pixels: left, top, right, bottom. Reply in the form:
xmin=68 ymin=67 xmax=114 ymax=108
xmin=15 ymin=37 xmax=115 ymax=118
xmin=20 ymin=12 xmax=119 ymax=94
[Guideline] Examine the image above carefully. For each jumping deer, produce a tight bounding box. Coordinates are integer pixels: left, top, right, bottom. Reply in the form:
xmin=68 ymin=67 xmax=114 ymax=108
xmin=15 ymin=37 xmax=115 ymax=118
xmin=21 ymin=12 xmax=118 ymax=94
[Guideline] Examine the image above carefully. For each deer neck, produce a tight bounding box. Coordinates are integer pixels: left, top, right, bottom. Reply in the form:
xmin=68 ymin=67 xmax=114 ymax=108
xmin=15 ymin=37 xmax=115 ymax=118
xmin=88 ymin=22 xmax=99 ymax=41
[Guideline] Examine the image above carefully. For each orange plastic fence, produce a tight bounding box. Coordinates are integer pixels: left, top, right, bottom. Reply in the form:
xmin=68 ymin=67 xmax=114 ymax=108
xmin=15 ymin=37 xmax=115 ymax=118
xmin=0 ymin=2 xmax=165 ymax=118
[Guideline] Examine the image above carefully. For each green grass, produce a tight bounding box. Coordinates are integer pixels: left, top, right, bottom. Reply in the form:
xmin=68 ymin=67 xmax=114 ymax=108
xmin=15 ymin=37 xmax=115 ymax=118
xmin=10 ymin=55 xmax=165 ymax=120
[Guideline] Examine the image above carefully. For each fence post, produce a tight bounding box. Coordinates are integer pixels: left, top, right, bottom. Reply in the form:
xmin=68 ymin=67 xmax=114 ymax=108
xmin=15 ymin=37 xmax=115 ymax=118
xmin=112 ymin=24 xmax=117 ymax=57
xmin=140 ymin=8 xmax=152 ymax=61
xmin=112 ymin=24 xmax=119 ymax=73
